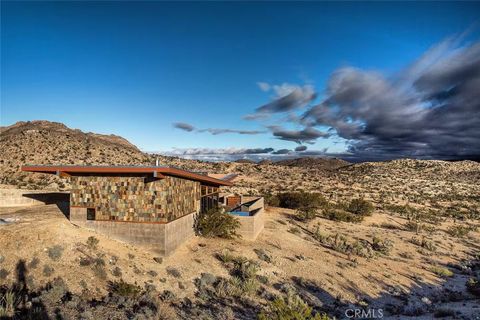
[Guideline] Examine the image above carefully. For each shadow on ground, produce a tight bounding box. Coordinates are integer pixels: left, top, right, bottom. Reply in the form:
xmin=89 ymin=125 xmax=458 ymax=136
xmin=22 ymin=193 xmax=70 ymax=218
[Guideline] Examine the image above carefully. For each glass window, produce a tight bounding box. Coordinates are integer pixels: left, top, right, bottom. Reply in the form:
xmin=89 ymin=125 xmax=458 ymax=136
xmin=87 ymin=208 xmax=96 ymax=220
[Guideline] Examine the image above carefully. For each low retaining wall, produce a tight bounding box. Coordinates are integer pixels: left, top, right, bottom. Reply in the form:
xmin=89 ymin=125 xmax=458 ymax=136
xmin=70 ymin=207 xmax=196 ymax=256
xmin=235 ymin=197 xmax=265 ymax=240
xmin=0 ymin=189 xmax=69 ymax=207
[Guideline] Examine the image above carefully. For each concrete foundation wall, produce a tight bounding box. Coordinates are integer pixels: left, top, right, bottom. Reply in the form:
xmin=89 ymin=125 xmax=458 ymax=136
xmin=0 ymin=189 xmax=69 ymax=207
xmin=235 ymin=197 xmax=265 ymax=240
xmin=70 ymin=206 xmax=196 ymax=256
xmin=164 ymin=212 xmax=197 ymax=255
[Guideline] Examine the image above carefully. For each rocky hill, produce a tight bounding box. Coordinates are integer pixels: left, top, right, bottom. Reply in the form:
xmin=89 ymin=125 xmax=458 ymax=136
xmin=274 ymin=156 xmax=350 ymax=170
xmin=0 ymin=121 xmax=151 ymax=189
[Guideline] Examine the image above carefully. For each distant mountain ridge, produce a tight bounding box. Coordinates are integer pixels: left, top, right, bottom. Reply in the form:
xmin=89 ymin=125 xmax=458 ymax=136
xmin=273 ymin=157 xmax=350 ymax=170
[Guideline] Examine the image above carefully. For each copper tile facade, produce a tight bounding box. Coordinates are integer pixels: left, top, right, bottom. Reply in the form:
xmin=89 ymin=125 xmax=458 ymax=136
xmin=70 ymin=176 xmax=201 ymax=222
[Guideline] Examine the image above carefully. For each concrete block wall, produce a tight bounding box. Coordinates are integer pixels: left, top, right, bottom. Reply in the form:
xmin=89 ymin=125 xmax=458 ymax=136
xmin=235 ymin=197 xmax=265 ymax=240
xmin=70 ymin=206 xmax=196 ymax=256
xmin=164 ymin=212 xmax=197 ymax=255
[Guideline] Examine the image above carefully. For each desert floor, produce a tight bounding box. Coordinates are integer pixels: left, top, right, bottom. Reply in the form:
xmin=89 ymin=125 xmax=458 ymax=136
xmin=1 ymin=202 xmax=479 ymax=319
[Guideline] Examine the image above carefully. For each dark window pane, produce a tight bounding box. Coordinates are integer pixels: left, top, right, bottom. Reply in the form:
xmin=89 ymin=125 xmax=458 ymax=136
xmin=87 ymin=208 xmax=96 ymax=220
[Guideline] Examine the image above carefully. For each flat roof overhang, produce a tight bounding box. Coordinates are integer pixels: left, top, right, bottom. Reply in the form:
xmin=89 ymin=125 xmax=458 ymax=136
xmin=21 ymin=165 xmax=233 ymax=187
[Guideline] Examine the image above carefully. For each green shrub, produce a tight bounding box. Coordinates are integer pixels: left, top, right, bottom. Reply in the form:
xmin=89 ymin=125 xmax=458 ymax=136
xmin=43 ymin=265 xmax=54 ymax=277
xmin=404 ymin=221 xmax=423 ymax=233
xmin=411 ymin=236 xmax=436 ymax=252
xmin=466 ymin=277 xmax=480 ymax=296
xmin=296 ymin=205 xmax=318 ymax=221
xmin=196 ymin=207 xmax=240 ymax=239
xmin=325 ymin=209 xmax=364 ymax=223
xmin=431 ymin=266 xmax=453 ymax=278
xmin=346 ymin=198 xmax=374 ymax=216
xmin=0 ymin=290 xmax=17 ymax=318
xmin=108 ymin=279 xmax=141 ymax=298
xmin=216 ymin=249 xmax=235 ymax=263
xmin=446 ymin=225 xmax=477 ymax=238
xmin=47 ymin=245 xmax=64 ymax=261
xmin=277 ymin=192 xmax=327 ymax=210
xmin=258 ymin=291 xmax=331 ymax=320
xmin=232 ymin=259 xmax=259 ymax=281
xmin=112 ymin=266 xmax=122 ymax=277
xmin=312 ymin=228 xmax=374 ymax=258
xmin=214 ymin=254 xmax=260 ymax=297
xmin=371 ymin=236 xmax=393 ymax=255
xmin=264 ymin=193 xmax=280 ymax=207
xmin=0 ymin=269 xmax=9 ymax=280
xmin=28 ymin=257 xmax=40 ymax=269
xmin=87 ymin=236 xmax=100 ymax=249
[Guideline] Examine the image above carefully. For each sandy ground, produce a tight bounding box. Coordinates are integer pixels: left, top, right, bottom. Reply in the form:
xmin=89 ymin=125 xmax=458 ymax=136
xmin=1 ymin=203 xmax=479 ymax=319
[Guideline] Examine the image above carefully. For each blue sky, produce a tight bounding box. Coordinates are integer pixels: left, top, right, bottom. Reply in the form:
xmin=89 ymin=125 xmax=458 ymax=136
xmin=2 ymin=2 xmax=480 ymax=160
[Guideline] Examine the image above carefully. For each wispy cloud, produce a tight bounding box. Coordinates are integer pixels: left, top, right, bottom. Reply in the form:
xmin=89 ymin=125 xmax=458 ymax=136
xmin=245 ymin=83 xmax=317 ymax=120
xmin=198 ymin=128 xmax=266 ymax=135
xmin=173 ymin=122 xmax=195 ymax=132
xmin=173 ymin=122 xmax=266 ymax=135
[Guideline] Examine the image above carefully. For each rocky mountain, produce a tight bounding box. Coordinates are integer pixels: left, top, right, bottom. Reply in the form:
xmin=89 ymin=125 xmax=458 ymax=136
xmin=0 ymin=121 xmax=151 ymax=189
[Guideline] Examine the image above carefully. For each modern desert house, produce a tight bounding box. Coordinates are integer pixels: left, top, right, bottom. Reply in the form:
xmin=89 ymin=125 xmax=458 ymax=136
xmin=21 ymin=165 xmax=264 ymax=255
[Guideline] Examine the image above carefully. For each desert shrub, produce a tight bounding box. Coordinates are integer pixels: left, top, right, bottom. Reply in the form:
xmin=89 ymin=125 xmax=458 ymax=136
xmin=214 ymin=254 xmax=260 ymax=297
xmin=28 ymin=257 xmax=40 ymax=269
xmin=431 ymin=266 xmax=454 ymax=278
xmin=196 ymin=207 xmax=240 ymax=239
xmin=264 ymin=193 xmax=280 ymax=207
xmin=296 ymin=205 xmax=318 ymax=221
xmin=166 ymin=267 xmax=181 ymax=278
xmin=108 ymin=279 xmax=141 ymax=298
xmin=386 ymin=204 xmax=411 ymax=216
xmin=371 ymin=236 xmax=393 ymax=255
xmin=288 ymin=226 xmax=301 ymax=234
xmin=411 ymin=237 xmax=436 ymax=252
xmin=0 ymin=290 xmax=17 ymax=318
xmin=112 ymin=266 xmax=122 ymax=277
xmin=466 ymin=277 xmax=480 ymax=296
xmin=47 ymin=245 xmax=64 ymax=261
xmin=325 ymin=209 xmax=363 ymax=223
xmin=258 ymin=291 xmax=331 ymax=320
xmin=216 ymin=249 xmax=235 ymax=263
xmin=312 ymin=228 xmax=373 ymax=258
xmin=404 ymin=221 xmax=423 ymax=233
xmin=277 ymin=192 xmax=327 ymax=210
xmin=446 ymin=225 xmax=477 ymax=238
xmin=0 ymin=269 xmax=9 ymax=280
xmin=232 ymin=259 xmax=259 ymax=281
xmin=79 ymin=257 xmax=93 ymax=266
xmin=92 ymin=258 xmax=107 ymax=279
xmin=346 ymin=198 xmax=374 ymax=216
xmin=43 ymin=265 xmax=54 ymax=277
xmin=434 ymin=308 xmax=456 ymax=318
xmin=86 ymin=236 xmax=100 ymax=249
xmin=399 ymin=252 xmax=414 ymax=260
xmin=379 ymin=222 xmax=401 ymax=230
